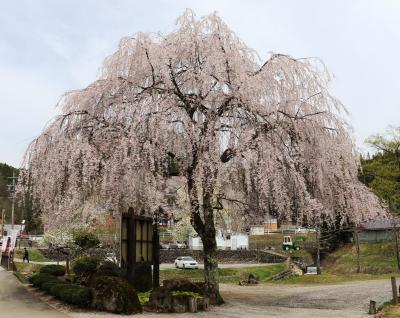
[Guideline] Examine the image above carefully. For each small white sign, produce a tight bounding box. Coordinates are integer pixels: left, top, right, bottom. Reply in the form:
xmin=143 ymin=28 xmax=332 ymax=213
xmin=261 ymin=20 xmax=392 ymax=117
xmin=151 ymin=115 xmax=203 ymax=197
xmin=306 ymin=266 xmax=318 ymax=275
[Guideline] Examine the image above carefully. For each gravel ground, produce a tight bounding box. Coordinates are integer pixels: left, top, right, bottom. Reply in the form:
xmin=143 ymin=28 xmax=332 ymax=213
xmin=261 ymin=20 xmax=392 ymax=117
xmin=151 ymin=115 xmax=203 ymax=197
xmin=70 ymin=279 xmax=393 ymax=318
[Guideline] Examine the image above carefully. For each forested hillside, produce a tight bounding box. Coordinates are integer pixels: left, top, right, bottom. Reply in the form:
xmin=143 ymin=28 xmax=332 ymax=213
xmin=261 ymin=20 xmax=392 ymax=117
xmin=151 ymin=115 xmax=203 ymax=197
xmin=0 ymin=162 xmax=22 ymax=222
xmin=359 ymin=126 xmax=400 ymax=215
xmin=0 ymin=163 xmax=42 ymax=233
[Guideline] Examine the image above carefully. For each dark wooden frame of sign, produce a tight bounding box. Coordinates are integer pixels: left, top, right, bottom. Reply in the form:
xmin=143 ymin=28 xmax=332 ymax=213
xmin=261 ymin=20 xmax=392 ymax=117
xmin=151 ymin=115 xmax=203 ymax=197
xmin=121 ymin=208 xmax=159 ymax=290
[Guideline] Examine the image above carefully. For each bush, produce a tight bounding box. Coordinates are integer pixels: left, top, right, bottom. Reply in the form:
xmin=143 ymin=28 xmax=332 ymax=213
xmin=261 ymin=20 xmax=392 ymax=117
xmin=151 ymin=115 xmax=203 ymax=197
xmin=73 ymin=229 xmax=100 ymax=249
xmin=29 ymin=272 xmax=91 ymax=307
xmin=73 ymin=256 xmax=100 ymax=277
xmin=41 ymin=280 xmax=67 ymax=293
xmin=40 ymin=264 xmax=66 ymax=276
xmin=57 ymin=284 xmax=92 ymax=307
xmin=30 ymin=273 xmax=57 ymax=288
xmin=96 ymin=261 xmax=124 ymax=277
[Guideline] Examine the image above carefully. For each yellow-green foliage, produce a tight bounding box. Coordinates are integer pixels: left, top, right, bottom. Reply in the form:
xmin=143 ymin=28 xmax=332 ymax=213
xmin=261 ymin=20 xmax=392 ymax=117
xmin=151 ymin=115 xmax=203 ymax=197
xmin=172 ymin=291 xmax=202 ymax=299
xmin=138 ymin=291 xmax=151 ymax=305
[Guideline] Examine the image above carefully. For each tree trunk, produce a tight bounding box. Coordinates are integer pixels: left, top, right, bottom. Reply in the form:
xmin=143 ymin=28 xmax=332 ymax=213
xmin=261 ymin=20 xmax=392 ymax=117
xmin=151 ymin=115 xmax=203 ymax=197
xmin=316 ymin=229 xmax=321 ymax=275
xmin=354 ymin=230 xmax=360 ymax=274
xmin=395 ymin=228 xmax=400 ymax=272
xmin=197 ymin=191 xmax=224 ymax=305
xmin=153 ymin=212 xmax=160 ymax=289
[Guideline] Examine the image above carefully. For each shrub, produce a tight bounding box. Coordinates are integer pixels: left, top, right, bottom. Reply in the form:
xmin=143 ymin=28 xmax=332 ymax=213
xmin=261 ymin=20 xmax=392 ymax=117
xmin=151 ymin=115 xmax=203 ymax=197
xmin=96 ymin=261 xmax=124 ymax=277
xmin=30 ymin=272 xmax=91 ymax=307
xmin=73 ymin=229 xmax=100 ymax=249
xmin=41 ymin=280 xmax=67 ymax=293
xmin=73 ymin=256 xmax=100 ymax=278
xmin=40 ymin=264 xmax=66 ymax=276
xmin=57 ymin=284 xmax=92 ymax=307
xmin=30 ymin=273 xmax=57 ymax=288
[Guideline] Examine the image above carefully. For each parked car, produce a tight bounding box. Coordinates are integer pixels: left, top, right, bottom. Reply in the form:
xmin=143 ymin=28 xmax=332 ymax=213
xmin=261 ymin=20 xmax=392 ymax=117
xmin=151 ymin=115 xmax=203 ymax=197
xmin=160 ymin=243 xmax=170 ymax=249
xmin=174 ymin=256 xmax=199 ymax=269
xmin=295 ymin=227 xmax=309 ymax=233
xmin=176 ymin=242 xmax=187 ymax=249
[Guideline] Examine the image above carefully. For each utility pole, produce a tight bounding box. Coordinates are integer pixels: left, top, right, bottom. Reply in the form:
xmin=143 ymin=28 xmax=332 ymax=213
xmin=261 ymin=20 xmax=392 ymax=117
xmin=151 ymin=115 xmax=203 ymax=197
xmin=1 ymin=209 xmax=4 ymax=237
xmin=7 ymin=172 xmax=18 ymax=230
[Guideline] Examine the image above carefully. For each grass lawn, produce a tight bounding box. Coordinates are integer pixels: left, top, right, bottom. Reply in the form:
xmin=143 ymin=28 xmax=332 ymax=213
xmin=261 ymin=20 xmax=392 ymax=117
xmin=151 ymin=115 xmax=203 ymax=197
xmin=14 ymin=248 xmax=50 ymax=262
xmin=160 ymin=264 xmax=286 ymax=284
xmin=273 ymin=272 xmax=400 ymax=285
xmin=249 ymin=233 xmax=316 ymax=250
xmin=14 ymin=262 xmax=43 ymax=274
xmin=324 ymin=242 xmax=399 ymax=275
xmin=381 ymin=303 xmax=400 ymax=317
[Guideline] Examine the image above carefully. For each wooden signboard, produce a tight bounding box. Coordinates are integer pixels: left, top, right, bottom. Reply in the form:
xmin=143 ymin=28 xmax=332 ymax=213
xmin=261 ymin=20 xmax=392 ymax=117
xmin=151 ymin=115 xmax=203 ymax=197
xmin=121 ymin=208 xmax=158 ymax=291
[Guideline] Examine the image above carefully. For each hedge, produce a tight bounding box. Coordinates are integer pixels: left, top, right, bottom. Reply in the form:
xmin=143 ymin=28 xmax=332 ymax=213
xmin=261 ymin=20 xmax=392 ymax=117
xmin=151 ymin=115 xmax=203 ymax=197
xmin=30 ymin=273 xmax=92 ymax=307
xmin=57 ymin=284 xmax=92 ymax=307
xmin=30 ymin=273 xmax=57 ymax=288
xmin=73 ymin=256 xmax=99 ymax=277
xmin=40 ymin=264 xmax=66 ymax=276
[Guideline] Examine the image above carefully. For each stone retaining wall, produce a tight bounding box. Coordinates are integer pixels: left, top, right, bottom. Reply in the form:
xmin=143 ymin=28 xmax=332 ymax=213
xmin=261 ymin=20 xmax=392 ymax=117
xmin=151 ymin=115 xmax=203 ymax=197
xmin=160 ymin=249 xmax=286 ymax=264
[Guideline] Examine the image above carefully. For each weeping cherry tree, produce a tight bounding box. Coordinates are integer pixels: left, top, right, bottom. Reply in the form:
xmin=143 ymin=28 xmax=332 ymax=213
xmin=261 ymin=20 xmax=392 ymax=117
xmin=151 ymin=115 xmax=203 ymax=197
xmin=19 ymin=11 xmax=384 ymax=300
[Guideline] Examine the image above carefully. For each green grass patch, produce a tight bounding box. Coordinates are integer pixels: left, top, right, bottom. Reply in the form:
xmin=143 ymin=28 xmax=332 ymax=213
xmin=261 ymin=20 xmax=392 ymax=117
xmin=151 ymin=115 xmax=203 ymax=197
xmin=14 ymin=248 xmax=50 ymax=262
xmin=324 ymin=242 xmax=399 ymax=275
xmin=160 ymin=264 xmax=286 ymax=284
xmin=381 ymin=303 xmax=400 ymax=318
xmin=14 ymin=262 xmax=43 ymax=274
xmin=273 ymin=273 xmax=400 ymax=285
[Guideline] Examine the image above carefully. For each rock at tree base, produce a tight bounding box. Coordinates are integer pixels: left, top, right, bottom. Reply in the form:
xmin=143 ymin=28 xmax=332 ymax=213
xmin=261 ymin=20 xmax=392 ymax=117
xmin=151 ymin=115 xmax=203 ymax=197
xmin=162 ymin=279 xmax=203 ymax=293
xmin=148 ymin=279 xmax=211 ymax=313
xmin=91 ymin=276 xmax=142 ymax=314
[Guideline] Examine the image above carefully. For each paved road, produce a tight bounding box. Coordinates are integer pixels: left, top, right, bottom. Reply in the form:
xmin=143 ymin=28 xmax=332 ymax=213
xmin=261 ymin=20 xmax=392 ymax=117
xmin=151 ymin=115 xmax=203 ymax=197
xmin=0 ymin=267 xmax=69 ymax=318
xmin=1 ymin=262 xmax=394 ymax=318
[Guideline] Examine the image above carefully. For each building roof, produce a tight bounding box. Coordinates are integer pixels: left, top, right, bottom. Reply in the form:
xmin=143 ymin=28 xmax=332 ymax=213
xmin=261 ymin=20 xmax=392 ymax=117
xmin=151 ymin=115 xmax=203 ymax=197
xmin=360 ymin=219 xmax=400 ymax=231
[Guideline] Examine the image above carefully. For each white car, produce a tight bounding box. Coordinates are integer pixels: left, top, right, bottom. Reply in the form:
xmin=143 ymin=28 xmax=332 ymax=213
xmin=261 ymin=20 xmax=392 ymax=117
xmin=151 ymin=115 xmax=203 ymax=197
xmin=295 ymin=227 xmax=309 ymax=233
xmin=174 ymin=256 xmax=199 ymax=269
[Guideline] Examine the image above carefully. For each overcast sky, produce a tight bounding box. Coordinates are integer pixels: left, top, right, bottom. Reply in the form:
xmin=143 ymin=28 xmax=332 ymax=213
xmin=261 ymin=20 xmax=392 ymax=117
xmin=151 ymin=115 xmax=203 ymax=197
xmin=0 ymin=0 xmax=399 ymax=167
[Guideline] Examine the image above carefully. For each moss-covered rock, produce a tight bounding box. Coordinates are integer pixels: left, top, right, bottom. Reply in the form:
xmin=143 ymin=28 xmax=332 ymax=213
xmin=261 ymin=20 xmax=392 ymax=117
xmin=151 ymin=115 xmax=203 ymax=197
xmin=91 ymin=276 xmax=142 ymax=314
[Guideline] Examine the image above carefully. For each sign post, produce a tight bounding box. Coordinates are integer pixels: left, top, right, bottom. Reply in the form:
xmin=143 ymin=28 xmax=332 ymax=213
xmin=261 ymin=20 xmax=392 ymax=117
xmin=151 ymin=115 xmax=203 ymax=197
xmin=121 ymin=208 xmax=159 ymax=292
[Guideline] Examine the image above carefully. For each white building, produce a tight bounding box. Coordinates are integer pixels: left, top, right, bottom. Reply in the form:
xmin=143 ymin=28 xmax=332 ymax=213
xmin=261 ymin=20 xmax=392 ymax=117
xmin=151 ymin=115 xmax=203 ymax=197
xmin=249 ymin=225 xmax=265 ymax=236
xmin=189 ymin=232 xmax=249 ymax=250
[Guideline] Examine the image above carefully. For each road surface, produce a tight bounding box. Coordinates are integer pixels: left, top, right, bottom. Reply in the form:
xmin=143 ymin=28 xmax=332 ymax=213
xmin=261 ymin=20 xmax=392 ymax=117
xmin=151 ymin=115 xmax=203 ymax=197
xmin=0 ymin=264 xmax=394 ymax=318
xmin=0 ymin=267 xmax=69 ymax=318
xmin=70 ymin=279 xmax=393 ymax=318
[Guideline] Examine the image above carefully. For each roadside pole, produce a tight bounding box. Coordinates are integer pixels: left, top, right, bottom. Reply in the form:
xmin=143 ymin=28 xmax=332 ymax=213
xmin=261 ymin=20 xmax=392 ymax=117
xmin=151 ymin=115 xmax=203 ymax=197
xmin=8 ymin=172 xmax=18 ymax=230
xmin=1 ymin=209 xmax=4 ymax=238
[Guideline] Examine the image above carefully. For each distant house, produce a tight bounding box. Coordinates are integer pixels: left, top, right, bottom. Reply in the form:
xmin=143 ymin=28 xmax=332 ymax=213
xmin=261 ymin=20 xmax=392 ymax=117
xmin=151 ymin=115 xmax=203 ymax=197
xmin=250 ymin=225 xmax=265 ymax=236
xmin=188 ymin=232 xmax=249 ymax=250
xmin=358 ymin=220 xmax=400 ymax=243
xmin=263 ymin=218 xmax=278 ymax=232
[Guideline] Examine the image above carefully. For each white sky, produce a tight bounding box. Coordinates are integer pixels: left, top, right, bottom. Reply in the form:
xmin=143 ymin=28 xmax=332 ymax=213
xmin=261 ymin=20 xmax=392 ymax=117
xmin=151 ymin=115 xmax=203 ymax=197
xmin=0 ymin=0 xmax=399 ymax=167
